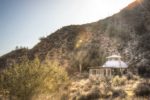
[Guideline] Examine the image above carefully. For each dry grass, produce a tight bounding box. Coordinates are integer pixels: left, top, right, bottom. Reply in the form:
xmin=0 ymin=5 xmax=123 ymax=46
xmin=52 ymin=75 xmax=150 ymax=100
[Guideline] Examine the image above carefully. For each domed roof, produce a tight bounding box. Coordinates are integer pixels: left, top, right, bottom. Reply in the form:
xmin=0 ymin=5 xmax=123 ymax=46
xmin=106 ymin=55 xmax=121 ymax=59
xmin=102 ymin=60 xmax=128 ymax=68
xmin=102 ymin=54 xmax=128 ymax=68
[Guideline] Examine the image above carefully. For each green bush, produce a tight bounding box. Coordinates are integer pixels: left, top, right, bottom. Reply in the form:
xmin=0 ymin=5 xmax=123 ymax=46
xmin=0 ymin=58 xmax=69 ymax=100
xmin=134 ymin=82 xmax=150 ymax=97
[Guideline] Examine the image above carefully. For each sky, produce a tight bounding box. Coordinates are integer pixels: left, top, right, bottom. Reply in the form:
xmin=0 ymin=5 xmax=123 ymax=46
xmin=0 ymin=0 xmax=135 ymax=56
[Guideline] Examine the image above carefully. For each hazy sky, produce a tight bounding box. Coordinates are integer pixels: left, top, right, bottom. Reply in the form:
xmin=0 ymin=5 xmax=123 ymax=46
xmin=0 ymin=0 xmax=135 ymax=56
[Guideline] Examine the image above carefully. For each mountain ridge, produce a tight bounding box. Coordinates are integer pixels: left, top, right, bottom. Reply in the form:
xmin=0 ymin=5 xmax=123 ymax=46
xmin=1 ymin=0 xmax=150 ymax=76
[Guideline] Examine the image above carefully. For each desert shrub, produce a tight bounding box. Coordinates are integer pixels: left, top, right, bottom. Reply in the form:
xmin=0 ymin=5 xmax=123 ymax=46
xmin=0 ymin=57 xmax=69 ymax=100
xmin=78 ymin=87 xmax=100 ymax=100
xmin=126 ymin=72 xmax=134 ymax=80
xmin=60 ymin=93 xmax=69 ymax=100
xmin=112 ymin=89 xmax=127 ymax=98
xmin=138 ymin=66 xmax=150 ymax=78
xmin=134 ymin=82 xmax=150 ymax=97
xmin=112 ymin=76 xmax=126 ymax=86
xmin=126 ymin=71 xmax=139 ymax=81
xmin=85 ymin=87 xmax=100 ymax=100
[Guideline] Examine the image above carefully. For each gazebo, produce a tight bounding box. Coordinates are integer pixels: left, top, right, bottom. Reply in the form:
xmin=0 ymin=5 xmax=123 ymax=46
xmin=89 ymin=55 xmax=128 ymax=78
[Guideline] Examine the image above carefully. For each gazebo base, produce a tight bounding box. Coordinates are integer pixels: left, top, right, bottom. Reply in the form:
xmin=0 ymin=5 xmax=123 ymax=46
xmin=89 ymin=68 xmax=127 ymax=79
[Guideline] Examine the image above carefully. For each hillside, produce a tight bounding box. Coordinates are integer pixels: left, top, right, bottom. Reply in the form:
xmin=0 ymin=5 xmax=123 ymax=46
xmin=0 ymin=0 xmax=150 ymax=76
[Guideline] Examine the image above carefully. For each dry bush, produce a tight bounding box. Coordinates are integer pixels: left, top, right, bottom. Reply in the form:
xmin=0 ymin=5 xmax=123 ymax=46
xmin=112 ymin=89 xmax=127 ymax=98
xmin=112 ymin=75 xmax=126 ymax=86
xmin=126 ymin=72 xmax=134 ymax=80
xmin=126 ymin=72 xmax=139 ymax=81
xmin=98 ymin=78 xmax=112 ymax=98
xmin=78 ymin=86 xmax=100 ymax=100
xmin=134 ymin=82 xmax=150 ymax=97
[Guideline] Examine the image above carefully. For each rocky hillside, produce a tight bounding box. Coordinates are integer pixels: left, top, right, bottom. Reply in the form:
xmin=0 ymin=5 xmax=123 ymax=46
xmin=0 ymin=0 xmax=150 ymax=76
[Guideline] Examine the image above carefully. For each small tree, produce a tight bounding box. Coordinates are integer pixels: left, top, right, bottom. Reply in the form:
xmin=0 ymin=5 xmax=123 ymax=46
xmin=0 ymin=57 xmax=69 ymax=100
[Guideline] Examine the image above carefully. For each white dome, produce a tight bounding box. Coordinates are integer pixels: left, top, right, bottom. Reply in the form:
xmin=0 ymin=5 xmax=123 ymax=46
xmin=102 ymin=60 xmax=128 ymax=68
xmin=106 ymin=55 xmax=121 ymax=59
